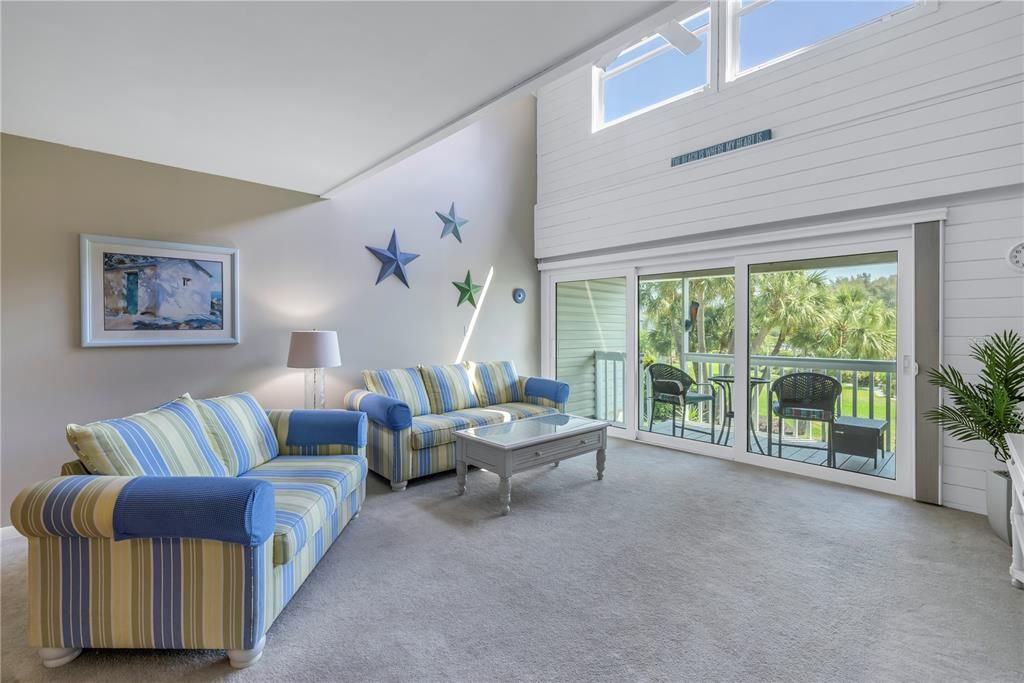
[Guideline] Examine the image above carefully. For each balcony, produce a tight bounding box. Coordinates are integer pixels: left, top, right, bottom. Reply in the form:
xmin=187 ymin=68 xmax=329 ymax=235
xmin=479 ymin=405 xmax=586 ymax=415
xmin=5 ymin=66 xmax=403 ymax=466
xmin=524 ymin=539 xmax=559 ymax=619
xmin=591 ymin=351 xmax=897 ymax=480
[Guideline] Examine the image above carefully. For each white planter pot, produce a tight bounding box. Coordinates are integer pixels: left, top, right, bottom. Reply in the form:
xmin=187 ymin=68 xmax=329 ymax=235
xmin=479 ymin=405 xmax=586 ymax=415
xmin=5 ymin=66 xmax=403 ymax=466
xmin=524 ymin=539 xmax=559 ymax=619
xmin=987 ymin=470 xmax=1013 ymax=545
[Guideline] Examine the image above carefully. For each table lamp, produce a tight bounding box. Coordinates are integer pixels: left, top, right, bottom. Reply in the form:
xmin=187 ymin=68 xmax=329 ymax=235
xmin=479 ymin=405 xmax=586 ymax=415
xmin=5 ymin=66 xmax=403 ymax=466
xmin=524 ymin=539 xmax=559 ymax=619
xmin=287 ymin=330 xmax=341 ymax=409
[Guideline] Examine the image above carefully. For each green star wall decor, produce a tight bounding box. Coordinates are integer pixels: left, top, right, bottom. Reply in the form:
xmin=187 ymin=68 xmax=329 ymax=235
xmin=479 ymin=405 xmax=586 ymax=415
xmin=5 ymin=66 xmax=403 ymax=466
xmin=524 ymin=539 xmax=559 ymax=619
xmin=436 ymin=202 xmax=468 ymax=242
xmin=452 ymin=270 xmax=482 ymax=308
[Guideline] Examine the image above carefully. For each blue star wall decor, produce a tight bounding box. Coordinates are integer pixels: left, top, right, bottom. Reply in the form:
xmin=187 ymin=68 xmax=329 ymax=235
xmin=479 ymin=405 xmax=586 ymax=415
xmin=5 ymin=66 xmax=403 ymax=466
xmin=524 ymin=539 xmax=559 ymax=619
xmin=366 ymin=230 xmax=419 ymax=287
xmin=436 ymin=202 xmax=468 ymax=242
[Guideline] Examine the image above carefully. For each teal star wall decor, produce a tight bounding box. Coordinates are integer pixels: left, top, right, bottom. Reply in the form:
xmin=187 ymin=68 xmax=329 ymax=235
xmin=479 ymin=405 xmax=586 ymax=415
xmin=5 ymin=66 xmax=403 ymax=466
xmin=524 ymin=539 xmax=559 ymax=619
xmin=436 ymin=203 xmax=468 ymax=242
xmin=452 ymin=270 xmax=482 ymax=307
xmin=366 ymin=230 xmax=419 ymax=287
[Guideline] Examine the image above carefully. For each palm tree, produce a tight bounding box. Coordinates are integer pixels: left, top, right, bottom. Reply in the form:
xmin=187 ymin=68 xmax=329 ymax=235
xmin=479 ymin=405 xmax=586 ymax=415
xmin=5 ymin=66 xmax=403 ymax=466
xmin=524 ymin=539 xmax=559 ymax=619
xmin=687 ymin=274 xmax=736 ymax=378
xmin=639 ymin=279 xmax=684 ymax=365
xmin=821 ymin=284 xmax=896 ymax=360
xmin=749 ymin=270 xmax=831 ymax=359
xmin=640 ymin=265 xmax=899 ymax=438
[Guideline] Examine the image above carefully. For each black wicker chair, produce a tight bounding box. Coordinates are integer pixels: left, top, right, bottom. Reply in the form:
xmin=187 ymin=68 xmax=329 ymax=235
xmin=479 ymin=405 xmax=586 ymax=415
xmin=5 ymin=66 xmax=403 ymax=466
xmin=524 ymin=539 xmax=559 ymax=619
xmin=645 ymin=363 xmax=716 ymax=441
xmin=767 ymin=372 xmax=843 ymax=465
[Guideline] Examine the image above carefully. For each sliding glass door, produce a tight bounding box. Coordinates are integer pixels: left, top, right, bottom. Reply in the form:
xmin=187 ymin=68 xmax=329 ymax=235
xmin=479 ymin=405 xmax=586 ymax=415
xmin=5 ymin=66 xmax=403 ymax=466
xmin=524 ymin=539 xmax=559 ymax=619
xmin=745 ymin=252 xmax=900 ymax=479
xmin=554 ymin=276 xmax=628 ymax=427
xmin=544 ymin=226 xmax=914 ymax=497
xmin=638 ymin=268 xmax=734 ymax=452
xmin=734 ymin=237 xmax=914 ymax=498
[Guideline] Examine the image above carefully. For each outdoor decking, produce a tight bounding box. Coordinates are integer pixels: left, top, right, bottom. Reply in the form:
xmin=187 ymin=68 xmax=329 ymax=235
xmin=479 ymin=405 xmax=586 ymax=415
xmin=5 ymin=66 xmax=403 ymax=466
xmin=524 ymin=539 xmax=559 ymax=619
xmin=647 ymin=420 xmax=896 ymax=480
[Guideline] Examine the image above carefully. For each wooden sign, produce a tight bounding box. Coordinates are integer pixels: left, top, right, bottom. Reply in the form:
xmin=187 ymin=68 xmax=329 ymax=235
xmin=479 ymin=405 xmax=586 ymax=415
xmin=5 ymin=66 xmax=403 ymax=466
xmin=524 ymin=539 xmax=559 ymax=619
xmin=671 ymin=129 xmax=772 ymax=167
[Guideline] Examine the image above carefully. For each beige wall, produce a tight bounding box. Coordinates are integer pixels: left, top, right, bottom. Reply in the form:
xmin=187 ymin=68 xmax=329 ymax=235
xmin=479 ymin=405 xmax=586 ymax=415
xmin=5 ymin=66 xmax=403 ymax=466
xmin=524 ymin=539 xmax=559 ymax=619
xmin=0 ymin=95 xmax=540 ymax=523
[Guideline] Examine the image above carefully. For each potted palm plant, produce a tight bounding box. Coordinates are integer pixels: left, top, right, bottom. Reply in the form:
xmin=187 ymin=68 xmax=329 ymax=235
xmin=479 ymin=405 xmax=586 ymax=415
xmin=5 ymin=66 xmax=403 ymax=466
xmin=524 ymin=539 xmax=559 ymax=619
xmin=924 ymin=331 xmax=1024 ymax=543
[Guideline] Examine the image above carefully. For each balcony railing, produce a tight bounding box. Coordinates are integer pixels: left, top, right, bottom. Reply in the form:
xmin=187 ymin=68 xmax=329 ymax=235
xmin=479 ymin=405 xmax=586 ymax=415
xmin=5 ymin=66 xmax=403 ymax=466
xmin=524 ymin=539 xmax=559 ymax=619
xmin=594 ymin=350 xmax=626 ymax=425
xmin=690 ymin=352 xmax=897 ymax=451
xmin=594 ymin=351 xmax=897 ymax=452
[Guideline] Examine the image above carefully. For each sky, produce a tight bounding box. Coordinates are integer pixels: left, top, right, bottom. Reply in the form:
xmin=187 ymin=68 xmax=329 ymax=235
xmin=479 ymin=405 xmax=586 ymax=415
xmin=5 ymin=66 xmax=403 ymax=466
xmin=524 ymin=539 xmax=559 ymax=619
xmin=199 ymin=259 xmax=223 ymax=297
xmin=822 ymin=263 xmax=897 ymax=282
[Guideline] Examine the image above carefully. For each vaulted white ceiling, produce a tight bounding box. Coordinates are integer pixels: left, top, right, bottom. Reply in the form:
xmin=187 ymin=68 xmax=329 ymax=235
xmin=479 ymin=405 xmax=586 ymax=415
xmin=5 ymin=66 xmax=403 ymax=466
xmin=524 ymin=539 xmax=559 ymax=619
xmin=2 ymin=1 xmax=663 ymax=194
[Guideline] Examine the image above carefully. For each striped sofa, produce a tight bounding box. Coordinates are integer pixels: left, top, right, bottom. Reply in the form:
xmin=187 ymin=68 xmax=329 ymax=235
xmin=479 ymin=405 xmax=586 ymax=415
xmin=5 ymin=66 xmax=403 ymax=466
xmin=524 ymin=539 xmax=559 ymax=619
xmin=345 ymin=361 xmax=570 ymax=491
xmin=10 ymin=392 xmax=367 ymax=669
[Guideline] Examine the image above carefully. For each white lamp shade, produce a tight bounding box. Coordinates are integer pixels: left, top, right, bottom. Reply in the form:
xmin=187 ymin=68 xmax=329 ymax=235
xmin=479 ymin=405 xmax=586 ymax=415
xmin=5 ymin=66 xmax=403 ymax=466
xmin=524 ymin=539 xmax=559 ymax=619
xmin=287 ymin=331 xmax=341 ymax=368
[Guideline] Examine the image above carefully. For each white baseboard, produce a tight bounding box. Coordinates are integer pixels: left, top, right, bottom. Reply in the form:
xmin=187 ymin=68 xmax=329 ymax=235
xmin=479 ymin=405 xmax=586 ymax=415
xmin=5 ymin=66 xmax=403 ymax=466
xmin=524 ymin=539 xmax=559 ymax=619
xmin=1 ymin=525 xmax=20 ymax=541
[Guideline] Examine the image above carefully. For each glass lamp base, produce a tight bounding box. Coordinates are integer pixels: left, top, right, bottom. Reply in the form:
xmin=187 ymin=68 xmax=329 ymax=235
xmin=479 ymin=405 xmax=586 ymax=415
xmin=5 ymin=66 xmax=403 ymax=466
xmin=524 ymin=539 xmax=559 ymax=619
xmin=304 ymin=367 xmax=326 ymax=410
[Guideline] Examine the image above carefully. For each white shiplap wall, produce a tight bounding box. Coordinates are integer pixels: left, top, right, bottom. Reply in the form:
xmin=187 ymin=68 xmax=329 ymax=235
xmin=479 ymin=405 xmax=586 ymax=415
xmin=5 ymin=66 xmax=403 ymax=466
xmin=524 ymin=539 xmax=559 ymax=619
xmin=534 ymin=0 xmax=1023 ymax=260
xmin=535 ymin=1 xmax=1024 ymax=513
xmin=941 ymin=188 xmax=1024 ymax=514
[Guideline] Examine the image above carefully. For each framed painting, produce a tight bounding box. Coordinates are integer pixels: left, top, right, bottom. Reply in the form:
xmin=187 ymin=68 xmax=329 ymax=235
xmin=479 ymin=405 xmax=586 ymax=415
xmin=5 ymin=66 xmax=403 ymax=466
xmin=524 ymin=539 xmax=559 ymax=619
xmin=80 ymin=234 xmax=240 ymax=347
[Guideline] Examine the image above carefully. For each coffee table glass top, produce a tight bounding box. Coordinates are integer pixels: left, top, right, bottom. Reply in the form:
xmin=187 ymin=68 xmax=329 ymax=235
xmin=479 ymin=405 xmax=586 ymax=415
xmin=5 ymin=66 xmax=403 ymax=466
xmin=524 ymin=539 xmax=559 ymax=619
xmin=458 ymin=414 xmax=605 ymax=447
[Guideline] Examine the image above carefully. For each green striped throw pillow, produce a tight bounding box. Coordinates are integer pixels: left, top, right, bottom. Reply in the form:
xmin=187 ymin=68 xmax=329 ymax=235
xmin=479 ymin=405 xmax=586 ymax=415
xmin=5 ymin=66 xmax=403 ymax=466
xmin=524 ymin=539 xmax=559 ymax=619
xmin=196 ymin=392 xmax=280 ymax=475
xmin=470 ymin=360 xmax=522 ymax=406
xmin=362 ymin=367 xmax=432 ymax=417
xmin=419 ymin=364 xmax=479 ymax=414
xmin=65 ymin=395 xmax=227 ymax=477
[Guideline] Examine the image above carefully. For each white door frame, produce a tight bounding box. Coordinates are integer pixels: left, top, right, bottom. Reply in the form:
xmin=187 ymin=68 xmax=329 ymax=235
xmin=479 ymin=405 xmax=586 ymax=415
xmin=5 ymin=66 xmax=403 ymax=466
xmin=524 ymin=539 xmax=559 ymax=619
xmin=541 ymin=211 xmax=936 ymax=498
xmin=634 ymin=258 xmax=738 ymax=462
xmin=541 ymin=264 xmax=638 ymax=439
xmin=730 ymin=233 xmax=916 ymax=499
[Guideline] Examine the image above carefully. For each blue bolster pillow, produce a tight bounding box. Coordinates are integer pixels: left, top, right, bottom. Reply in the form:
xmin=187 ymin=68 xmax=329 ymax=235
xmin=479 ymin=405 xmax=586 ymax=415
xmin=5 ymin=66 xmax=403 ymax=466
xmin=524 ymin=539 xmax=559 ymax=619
xmin=285 ymin=409 xmax=368 ymax=448
xmin=359 ymin=393 xmax=413 ymax=430
xmin=112 ymin=477 xmax=275 ymax=546
xmin=524 ymin=377 xmax=571 ymax=405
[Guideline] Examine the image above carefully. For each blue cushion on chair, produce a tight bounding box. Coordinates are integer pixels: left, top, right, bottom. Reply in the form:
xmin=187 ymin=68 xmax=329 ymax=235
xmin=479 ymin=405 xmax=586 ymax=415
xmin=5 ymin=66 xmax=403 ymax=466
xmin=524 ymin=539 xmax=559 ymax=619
xmin=773 ymin=401 xmax=833 ymax=420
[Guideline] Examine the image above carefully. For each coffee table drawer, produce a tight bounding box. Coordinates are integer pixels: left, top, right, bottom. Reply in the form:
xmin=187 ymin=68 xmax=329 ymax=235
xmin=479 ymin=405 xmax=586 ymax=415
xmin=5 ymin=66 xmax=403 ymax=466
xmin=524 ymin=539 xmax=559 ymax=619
xmin=508 ymin=429 xmax=604 ymax=470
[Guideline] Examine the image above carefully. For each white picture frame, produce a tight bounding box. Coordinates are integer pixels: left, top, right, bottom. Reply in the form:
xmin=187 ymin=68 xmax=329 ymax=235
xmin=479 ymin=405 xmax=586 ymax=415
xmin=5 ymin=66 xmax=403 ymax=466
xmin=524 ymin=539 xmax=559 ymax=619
xmin=80 ymin=234 xmax=240 ymax=347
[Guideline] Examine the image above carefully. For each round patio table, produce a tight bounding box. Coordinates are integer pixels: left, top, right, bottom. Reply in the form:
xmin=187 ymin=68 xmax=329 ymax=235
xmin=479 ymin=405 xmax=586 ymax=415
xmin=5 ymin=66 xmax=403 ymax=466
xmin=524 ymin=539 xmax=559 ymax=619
xmin=708 ymin=375 xmax=771 ymax=455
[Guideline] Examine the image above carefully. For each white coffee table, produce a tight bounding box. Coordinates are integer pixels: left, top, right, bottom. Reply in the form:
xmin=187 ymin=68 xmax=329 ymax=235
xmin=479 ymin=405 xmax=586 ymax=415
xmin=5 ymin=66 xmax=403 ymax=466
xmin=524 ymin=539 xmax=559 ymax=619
xmin=454 ymin=414 xmax=608 ymax=515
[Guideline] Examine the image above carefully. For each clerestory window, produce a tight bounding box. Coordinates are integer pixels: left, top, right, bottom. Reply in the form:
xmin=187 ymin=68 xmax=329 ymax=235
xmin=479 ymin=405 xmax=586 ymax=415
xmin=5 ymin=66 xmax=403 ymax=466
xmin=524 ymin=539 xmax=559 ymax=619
xmin=598 ymin=8 xmax=711 ymax=126
xmin=729 ymin=0 xmax=917 ymax=79
xmin=594 ymin=0 xmax=923 ymax=131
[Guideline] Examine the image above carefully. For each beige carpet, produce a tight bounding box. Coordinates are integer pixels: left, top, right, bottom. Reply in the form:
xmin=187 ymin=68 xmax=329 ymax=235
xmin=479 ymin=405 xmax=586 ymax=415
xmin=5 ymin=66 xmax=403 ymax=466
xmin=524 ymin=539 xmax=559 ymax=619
xmin=2 ymin=440 xmax=1022 ymax=682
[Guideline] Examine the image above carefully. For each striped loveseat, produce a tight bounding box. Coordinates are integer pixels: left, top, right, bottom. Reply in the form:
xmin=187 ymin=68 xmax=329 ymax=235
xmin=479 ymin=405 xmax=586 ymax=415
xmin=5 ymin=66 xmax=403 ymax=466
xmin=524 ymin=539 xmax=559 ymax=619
xmin=345 ymin=360 xmax=570 ymax=491
xmin=10 ymin=392 xmax=367 ymax=669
